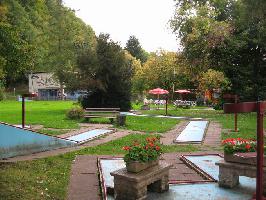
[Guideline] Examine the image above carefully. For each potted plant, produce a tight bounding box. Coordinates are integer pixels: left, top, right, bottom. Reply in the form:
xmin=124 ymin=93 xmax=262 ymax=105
xmin=221 ymin=138 xmax=262 ymax=165
xmin=122 ymin=136 xmax=162 ymax=173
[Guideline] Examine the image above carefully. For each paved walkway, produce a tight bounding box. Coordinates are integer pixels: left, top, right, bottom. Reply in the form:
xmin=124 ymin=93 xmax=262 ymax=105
xmin=161 ymin=121 xmax=221 ymax=147
xmin=160 ymin=121 xmax=188 ymax=145
xmin=203 ymin=122 xmax=222 ymax=147
xmin=67 ymin=152 xmax=221 ymax=200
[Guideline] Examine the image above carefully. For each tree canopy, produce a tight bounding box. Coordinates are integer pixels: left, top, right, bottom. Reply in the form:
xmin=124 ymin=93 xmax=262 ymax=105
xmin=79 ymin=34 xmax=133 ymax=111
xmin=125 ymin=35 xmax=148 ymax=63
xmin=170 ymin=0 xmax=266 ymax=101
xmin=132 ymin=50 xmax=192 ymax=98
xmin=0 ymin=0 xmax=96 ymax=87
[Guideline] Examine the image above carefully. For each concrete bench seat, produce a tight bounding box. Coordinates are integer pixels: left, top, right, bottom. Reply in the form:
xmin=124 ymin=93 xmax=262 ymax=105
xmin=216 ymin=160 xmax=266 ymax=195
xmin=110 ymin=161 xmax=172 ymax=200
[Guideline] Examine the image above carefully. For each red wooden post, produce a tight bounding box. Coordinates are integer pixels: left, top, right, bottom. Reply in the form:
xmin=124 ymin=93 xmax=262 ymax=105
xmin=234 ymin=95 xmax=238 ymax=132
xmin=257 ymin=102 xmax=265 ymax=200
xmin=22 ymin=96 xmax=25 ymax=128
xmin=224 ymin=101 xmax=266 ymax=200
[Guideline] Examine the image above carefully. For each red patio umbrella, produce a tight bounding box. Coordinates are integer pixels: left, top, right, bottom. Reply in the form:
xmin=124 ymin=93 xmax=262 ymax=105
xmin=175 ymin=89 xmax=191 ymax=100
xmin=149 ymin=88 xmax=169 ymax=99
xmin=148 ymin=88 xmax=169 ymax=111
xmin=175 ymin=89 xmax=191 ymax=94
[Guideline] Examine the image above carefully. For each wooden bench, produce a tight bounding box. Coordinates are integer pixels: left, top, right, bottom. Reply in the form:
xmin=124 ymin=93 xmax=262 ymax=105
xmin=84 ymin=108 xmax=121 ymax=124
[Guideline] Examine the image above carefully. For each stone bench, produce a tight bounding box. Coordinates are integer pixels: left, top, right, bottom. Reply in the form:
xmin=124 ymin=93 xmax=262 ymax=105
xmin=215 ymin=160 xmax=266 ymax=195
xmin=110 ymin=161 xmax=172 ymax=200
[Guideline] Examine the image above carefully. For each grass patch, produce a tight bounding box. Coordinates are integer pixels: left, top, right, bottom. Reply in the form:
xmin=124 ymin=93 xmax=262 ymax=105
xmin=0 ymin=100 xmax=80 ymax=129
xmin=79 ymin=133 xmax=199 ymax=155
xmin=0 ymin=154 xmax=73 ymax=200
xmin=0 ymin=133 xmax=199 ymax=200
xmin=38 ymin=129 xmax=71 ymax=136
xmin=120 ymin=116 xmax=179 ymax=133
xmin=81 ymin=115 xmax=179 ymax=133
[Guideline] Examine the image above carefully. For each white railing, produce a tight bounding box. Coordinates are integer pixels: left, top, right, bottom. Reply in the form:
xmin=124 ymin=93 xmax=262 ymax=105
xmin=173 ymin=100 xmax=196 ymax=107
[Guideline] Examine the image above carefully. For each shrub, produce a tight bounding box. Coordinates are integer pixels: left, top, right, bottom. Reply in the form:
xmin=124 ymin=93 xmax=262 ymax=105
xmin=66 ymin=107 xmax=84 ymax=119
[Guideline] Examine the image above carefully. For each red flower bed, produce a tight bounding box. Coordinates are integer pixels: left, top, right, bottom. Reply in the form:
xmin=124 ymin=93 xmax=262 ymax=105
xmin=222 ymin=138 xmax=256 ymax=154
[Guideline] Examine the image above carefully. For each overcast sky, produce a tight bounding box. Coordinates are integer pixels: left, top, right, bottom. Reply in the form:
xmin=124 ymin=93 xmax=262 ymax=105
xmin=63 ymin=0 xmax=179 ymax=52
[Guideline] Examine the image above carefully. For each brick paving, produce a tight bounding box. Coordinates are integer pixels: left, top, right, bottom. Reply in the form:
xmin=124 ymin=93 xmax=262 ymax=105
xmin=203 ymin=122 xmax=222 ymax=147
xmin=67 ymin=152 xmax=220 ymax=200
xmin=67 ymin=155 xmax=101 ymax=200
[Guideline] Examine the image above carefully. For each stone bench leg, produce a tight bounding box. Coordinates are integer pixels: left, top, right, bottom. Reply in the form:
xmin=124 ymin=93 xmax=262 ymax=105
xmin=218 ymin=167 xmax=239 ymax=188
xmin=148 ymin=175 xmax=169 ymax=193
xmin=114 ymin=180 xmax=147 ymax=200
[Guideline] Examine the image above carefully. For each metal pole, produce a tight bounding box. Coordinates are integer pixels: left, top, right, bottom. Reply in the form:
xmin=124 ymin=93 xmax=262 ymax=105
xmin=165 ymin=97 xmax=168 ymax=116
xmin=256 ymin=101 xmax=264 ymax=200
xmin=234 ymin=95 xmax=238 ymax=132
xmin=22 ymin=96 xmax=25 ymax=128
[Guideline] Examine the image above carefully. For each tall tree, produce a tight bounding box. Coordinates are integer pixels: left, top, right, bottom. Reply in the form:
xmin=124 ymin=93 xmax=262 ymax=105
xmin=0 ymin=0 xmax=96 ymax=89
xmin=125 ymin=35 xmax=148 ymax=63
xmin=0 ymin=0 xmax=36 ymax=86
xmin=80 ymin=34 xmax=133 ymax=111
xmin=170 ymin=0 xmax=266 ymax=100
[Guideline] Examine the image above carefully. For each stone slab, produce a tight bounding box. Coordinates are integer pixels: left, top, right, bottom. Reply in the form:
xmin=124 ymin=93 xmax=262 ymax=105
xmin=175 ymin=121 xmax=208 ymax=143
xmin=66 ymin=129 xmax=113 ymax=143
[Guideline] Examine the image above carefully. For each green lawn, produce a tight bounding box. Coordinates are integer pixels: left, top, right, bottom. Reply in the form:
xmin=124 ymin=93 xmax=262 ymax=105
xmin=0 ymin=100 xmax=265 ymax=200
xmin=0 ymin=134 xmax=198 ymax=200
xmin=0 ymin=100 xmax=80 ymax=129
xmin=121 ymin=116 xmax=179 ymax=133
xmin=0 ymin=100 xmax=179 ymax=134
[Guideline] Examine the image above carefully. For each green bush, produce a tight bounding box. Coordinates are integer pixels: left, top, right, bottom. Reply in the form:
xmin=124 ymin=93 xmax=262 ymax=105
xmin=66 ymin=107 xmax=84 ymax=119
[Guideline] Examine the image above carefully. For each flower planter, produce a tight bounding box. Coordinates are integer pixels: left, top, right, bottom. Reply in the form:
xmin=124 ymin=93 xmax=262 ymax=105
xmin=224 ymin=152 xmax=266 ymax=166
xmin=126 ymin=159 xmax=159 ymax=173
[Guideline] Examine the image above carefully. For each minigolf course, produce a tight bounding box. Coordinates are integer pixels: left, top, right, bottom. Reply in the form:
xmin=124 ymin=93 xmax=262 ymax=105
xmin=98 ymin=155 xmax=256 ymax=200
xmin=0 ymin=123 xmax=76 ymax=159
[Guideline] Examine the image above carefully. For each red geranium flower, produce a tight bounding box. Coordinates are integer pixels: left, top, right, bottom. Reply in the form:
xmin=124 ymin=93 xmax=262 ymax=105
xmin=149 ymin=142 xmax=154 ymax=147
xmin=122 ymin=146 xmax=131 ymax=151
xmin=245 ymin=144 xmax=251 ymax=150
